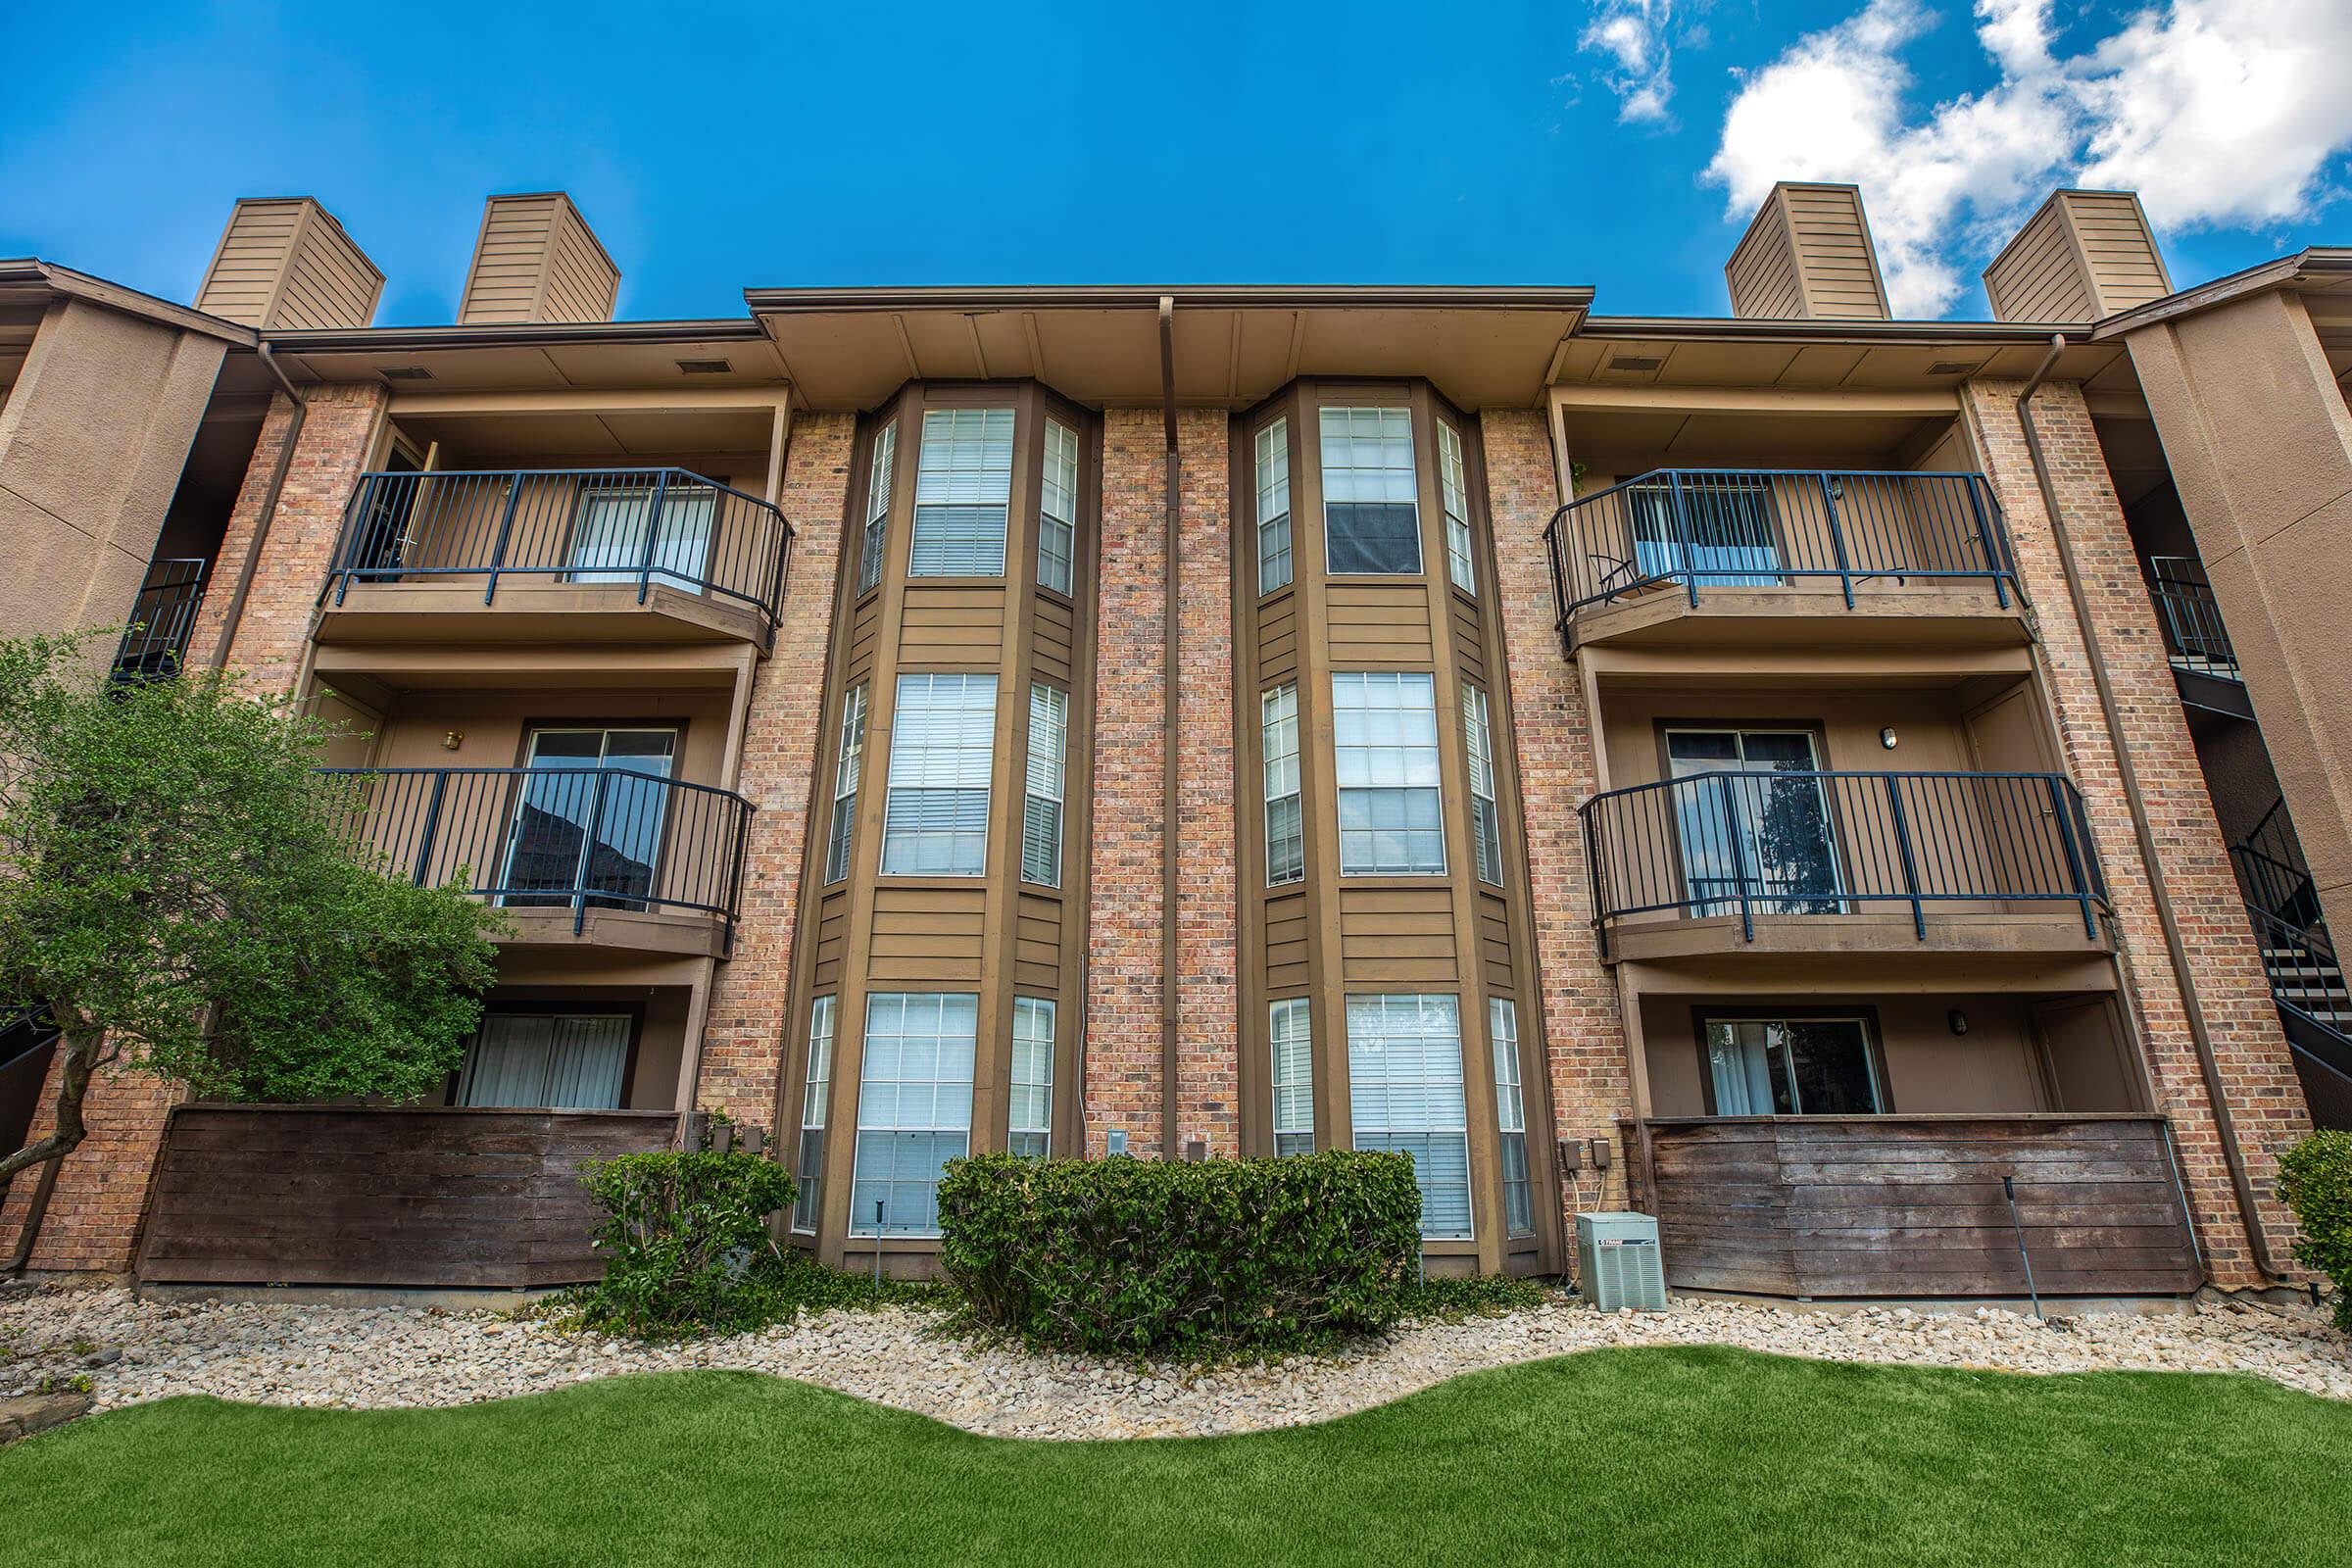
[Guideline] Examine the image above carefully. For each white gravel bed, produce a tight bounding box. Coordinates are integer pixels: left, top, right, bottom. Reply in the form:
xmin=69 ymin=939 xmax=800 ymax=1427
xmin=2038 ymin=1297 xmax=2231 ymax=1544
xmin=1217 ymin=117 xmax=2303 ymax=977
xmin=3 ymin=1282 xmax=2346 ymax=1440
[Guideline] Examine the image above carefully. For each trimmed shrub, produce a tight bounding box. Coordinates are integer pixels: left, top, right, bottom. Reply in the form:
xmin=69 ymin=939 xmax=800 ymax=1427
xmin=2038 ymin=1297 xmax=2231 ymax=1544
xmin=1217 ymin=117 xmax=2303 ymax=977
xmin=573 ymin=1149 xmax=796 ymax=1338
xmin=936 ymin=1151 xmax=1422 ymax=1355
xmin=2279 ymin=1130 xmax=2352 ymax=1333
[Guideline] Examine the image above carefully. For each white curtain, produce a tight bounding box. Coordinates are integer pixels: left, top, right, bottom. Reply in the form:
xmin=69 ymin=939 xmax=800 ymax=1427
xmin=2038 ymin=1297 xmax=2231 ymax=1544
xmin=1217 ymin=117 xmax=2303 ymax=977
xmin=458 ymin=1013 xmax=630 ymax=1109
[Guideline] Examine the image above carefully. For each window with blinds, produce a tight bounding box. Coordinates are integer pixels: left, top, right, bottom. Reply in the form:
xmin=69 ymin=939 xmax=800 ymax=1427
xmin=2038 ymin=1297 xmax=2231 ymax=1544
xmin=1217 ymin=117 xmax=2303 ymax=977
xmin=882 ymin=673 xmax=997 ymax=876
xmin=1009 ymin=997 xmax=1054 ymax=1157
xmin=1347 ymin=993 xmax=1470 ymax=1239
xmin=824 ymin=683 xmax=867 ymax=884
xmin=1463 ymin=684 xmax=1502 ymax=886
xmin=851 ymin=992 xmax=977 ymax=1236
xmin=1255 ymin=417 xmax=1293 ymax=595
xmin=1333 ymin=671 xmax=1446 ymax=875
xmin=1437 ymin=421 xmax=1475 ymax=594
xmin=1022 ymin=682 xmax=1067 ymax=886
xmin=858 ymin=422 xmax=896 ymax=595
xmin=1038 ymin=419 xmax=1077 ymax=595
xmin=1320 ymin=407 xmax=1421 ymax=575
xmin=910 ymin=409 xmax=1013 ymax=576
xmin=456 ymin=1012 xmax=632 ymax=1110
xmin=1270 ymin=998 xmax=1313 ymax=1155
xmin=1262 ymin=684 xmax=1303 ymax=885
xmin=793 ymin=997 xmax=835 ymax=1233
xmin=1490 ymin=998 xmax=1534 ymax=1237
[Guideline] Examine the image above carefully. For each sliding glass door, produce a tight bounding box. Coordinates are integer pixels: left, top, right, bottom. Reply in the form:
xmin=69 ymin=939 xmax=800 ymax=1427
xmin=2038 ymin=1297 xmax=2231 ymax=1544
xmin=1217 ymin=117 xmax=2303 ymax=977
xmin=1704 ymin=1016 xmax=1883 ymax=1115
xmin=500 ymin=727 xmax=679 ymax=909
xmin=456 ymin=1011 xmax=633 ymax=1110
xmin=1666 ymin=729 xmax=1843 ymax=916
xmin=566 ymin=481 xmax=716 ymax=591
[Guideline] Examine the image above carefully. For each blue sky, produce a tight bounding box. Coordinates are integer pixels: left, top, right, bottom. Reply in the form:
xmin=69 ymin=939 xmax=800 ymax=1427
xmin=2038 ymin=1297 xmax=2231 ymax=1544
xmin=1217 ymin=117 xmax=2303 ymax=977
xmin=2 ymin=2 xmax=2344 ymax=324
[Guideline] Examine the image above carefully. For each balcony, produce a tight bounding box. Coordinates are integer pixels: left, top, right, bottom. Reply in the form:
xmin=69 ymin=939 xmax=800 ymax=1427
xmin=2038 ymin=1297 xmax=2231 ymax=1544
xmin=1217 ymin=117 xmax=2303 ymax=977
xmin=325 ymin=765 xmax=753 ymax=957
xmin=2145 ymin=555 xmax=2251 ymax=718
xmin=1583 ymin=769 xmax=2111 ymax=965
xmin=315 ymin=468 xmax=793 ymax=649
xmin=1544 ymin=469 xmax=2021 ymax=651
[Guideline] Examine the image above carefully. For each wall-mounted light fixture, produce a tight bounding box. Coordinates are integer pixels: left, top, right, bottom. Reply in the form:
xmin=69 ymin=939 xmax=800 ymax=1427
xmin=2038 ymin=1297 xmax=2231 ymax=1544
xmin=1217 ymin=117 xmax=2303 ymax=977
xmin=1948 ymin=1008 xmax=1970 ymax=1036
xmin=442 ymin=730 xmax=464 ymax=751
xmin=1880 ymin=727 xmax=1900 ymax=751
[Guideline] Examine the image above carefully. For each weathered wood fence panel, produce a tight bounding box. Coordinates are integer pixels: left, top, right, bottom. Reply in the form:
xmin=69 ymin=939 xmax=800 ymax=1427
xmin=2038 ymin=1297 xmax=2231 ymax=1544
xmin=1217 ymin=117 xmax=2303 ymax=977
xmin=1645 ymin=1114 xmax=2201 ymax=1298
xmin=137 ymin=1105 xmax=679 ymax=1289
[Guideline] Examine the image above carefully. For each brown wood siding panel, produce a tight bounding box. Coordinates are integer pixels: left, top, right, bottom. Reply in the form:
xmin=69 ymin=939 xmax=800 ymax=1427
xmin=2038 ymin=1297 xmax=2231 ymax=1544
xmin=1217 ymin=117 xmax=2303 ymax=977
xmin=814 ymin=888 xmax=848 ymax=989
xmin=897 ymin=588 xmax=1006 ymax=667
xmin=1338 ymin=886 xmax=1457 ymax=983
xmin=1265 ymin=891 xmax=1309 ymax=994
xmin=1727 ymin=207 xmax=1802 ymax=320
xmin=867 ymin=887 xmax=987 ymax=980
xmin=460 ymin=198 xmax=559 ymax=325
xmin=1257 ymin=592 xmax=1298 ymax=682
xmin=847 ymin=595 xmax=880 ymax=684
xmin=1450 ymin=595 xmax=1485 ymax=686
xmin=136 ymin=1106 xmax=677 ymax=1288
xmin=1032 ymin=596 xmax=1073 ymax=686
xmin=276 ymin=230 xmax=379 ymax=331
xmin=1787 ymin=189 xmax=1889 ymax=319
xmin=1644 ymin=1116 xmax=2201 ymax=1298
xmin=1479 ymin=892 xmax=1513 ymax=992
xmin=1015 ymin=892 xmax=1062 ymax=992
xmin=1326 ymin=584 xmax=1433 ymax=664
xmin=1986 ymin=204 xmax=2096 ymax=323
xmin=2067 ymin=193 xmax=2170 ymax=315
xmin=195 ymin=202 xmax=302 ymax=324
xmin=541 ymin=204 xmax=620 ymax=323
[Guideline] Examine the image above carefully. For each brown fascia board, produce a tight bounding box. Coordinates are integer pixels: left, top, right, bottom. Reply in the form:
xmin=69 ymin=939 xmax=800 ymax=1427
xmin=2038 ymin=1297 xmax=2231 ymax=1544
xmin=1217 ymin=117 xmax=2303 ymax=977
xmin=0 ymin=258 xmax=256 ymax=346
xmin=262 ymin=318 xmax=767 ymax=353
xmin=1582 ymin=314 xmax=2094 ymax=344
xmin=744 ymin=283 xmax=1596 ymax=317
xmin=2088 ymin=248 xmax=2352 ymax=340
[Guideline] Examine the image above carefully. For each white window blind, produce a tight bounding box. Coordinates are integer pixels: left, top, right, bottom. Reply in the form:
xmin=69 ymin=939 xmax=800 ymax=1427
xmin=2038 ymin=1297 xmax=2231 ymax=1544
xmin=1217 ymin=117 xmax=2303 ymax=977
xmin=1348 ymin=993 xmax=1470 ymax=1239
xmin=910 ymin=409 xmax=1013 ymax=576
xmin=883 ymin=673 xmax=997 ymax=876
xmin=1438 ymin=421 xmax=1474 ymax=594
xmin=1333 ymin=671 xmax=1446 ymax=875
xmin=1463 ymin=684 xmax=1503 ymax=886
xmin=824 ymin=683 xmax=867 ymax=884
xmin=1022 ymin=682 xmax=1067 ymax=886
xmin=793 ymin=997 xmax=835 ymax=1233
xmin=851 ymin=993 xmax=977 ymax=1236
xmin=1490 ymin=998 xmax=1533 ymax=1237
xmin=1009 ymin=996 xmax=1054 ymax=1157
xmin=457 ymin=1012 xmax=630 ymax=1110
xmin=858 ymin=422 xmax=896 ymax=594
xmin=1270 ymin=997 xmax=1313 ymax=1156
xmin=1039 ymin=419 xmax=1077 ymax=594
xmin=1320 ymin=407 xmax=1421 ymax=574
xmin=1256 ymin=417 xmax=1293 ymax=595
xmin=1262 ymin=683 xmax=1303 ymax=886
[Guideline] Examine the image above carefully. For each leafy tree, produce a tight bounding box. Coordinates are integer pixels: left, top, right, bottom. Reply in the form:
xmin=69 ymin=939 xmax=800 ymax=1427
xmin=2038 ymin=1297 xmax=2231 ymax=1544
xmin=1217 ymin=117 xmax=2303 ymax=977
xmin=0 ymin=633 xmax=503 ymax=1189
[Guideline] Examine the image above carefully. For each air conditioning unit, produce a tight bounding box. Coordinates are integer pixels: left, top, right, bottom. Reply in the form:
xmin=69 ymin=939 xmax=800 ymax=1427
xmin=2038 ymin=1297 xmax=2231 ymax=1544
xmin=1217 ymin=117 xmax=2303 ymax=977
xmin=1576 ymin=1211 xmax=1668 ymax=1311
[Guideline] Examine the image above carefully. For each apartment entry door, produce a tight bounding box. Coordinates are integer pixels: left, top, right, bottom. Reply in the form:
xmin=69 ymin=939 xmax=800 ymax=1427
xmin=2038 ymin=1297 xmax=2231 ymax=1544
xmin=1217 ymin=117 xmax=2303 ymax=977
xmin=500 ymin=727 xmax=679 ymax=910
xmin=1666 ymin=728 xmax=1843 ymax=916
xmin=566 ymin=481 xmax=717 ymax=591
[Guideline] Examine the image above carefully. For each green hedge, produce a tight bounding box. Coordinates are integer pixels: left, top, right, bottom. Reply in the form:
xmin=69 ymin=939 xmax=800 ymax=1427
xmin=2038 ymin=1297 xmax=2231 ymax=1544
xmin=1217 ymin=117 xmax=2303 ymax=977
xmin=573 ymin=1149 xmax=797 ymax=1339
xmin=936 ymin=1151 xmax=1422 ymax=1355
xmin=2279 ymin=1130 xmax=2352 ymax=1333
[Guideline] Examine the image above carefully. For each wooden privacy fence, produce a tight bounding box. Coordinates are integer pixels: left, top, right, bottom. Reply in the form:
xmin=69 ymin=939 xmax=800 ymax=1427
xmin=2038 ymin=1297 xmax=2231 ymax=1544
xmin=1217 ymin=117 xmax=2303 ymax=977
xmin=137 ymin=1104 xmax=679 ymax=1289
xmin=1642 ymin=1113 xmax=2202 ymax=1298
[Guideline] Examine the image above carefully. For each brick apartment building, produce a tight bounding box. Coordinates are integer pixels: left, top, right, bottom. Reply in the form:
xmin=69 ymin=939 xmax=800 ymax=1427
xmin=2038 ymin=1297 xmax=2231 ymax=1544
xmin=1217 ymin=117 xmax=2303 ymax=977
xmin=2 ymin=183 xmax=2345 ymax=1297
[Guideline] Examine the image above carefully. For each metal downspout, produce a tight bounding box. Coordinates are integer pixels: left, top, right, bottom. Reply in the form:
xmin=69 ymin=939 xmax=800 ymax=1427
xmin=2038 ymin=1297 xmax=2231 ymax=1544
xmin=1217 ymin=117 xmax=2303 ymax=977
xmin=1158 ymin=297 xmax=1181 ymax=1160
xmin=2011 ymin=333 xmax=2278 ymax=1280
xmin=205 ymin=340 xmax=309 ymax=669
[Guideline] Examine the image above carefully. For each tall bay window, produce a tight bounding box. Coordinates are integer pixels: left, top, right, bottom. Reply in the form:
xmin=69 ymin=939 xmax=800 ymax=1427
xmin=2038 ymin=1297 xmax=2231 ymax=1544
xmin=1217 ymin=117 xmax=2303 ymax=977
xmin=1462 ymin=685 xmax=1503 ymax=887
xmin=1262 ymin=683 xmax=1303 ymax=885
xmin=1270 ymin=997 xmax=1314 ymax=1155
xmin=1320 ymin=407 xmax=1420 ymax=575
xmin=1256 ymin=417 xmax=1293 ymax=594
xmin=1347 ymin=993 xmax=1470 ymax=1239
xmin=1437 ymin=421 xmax=1475 ymax=594
xmin=852 ymin=993 xmax=977 ymax=1235
xmin=793 ymin=997 xmax=835 ymax=1233
xmin=910 ymin=409 xmax=1014 ymax=576
xmin=858 ymin=422 xmax=896 ymax=594
xmin=1009 ymin=997 xmax=1054 ymax=1157
xmin=1332 ymin=672 xmax=1445 ymax=875
xmin=1038 ymin=420 xmax=1077 ymax=594
xmin=882 ymin=673 xmax=997 ymax=875
xmin=1022 ymin=683 xmax=1067 ymax=886
xmin=1490 ymin=999 xmax=1533 ymax=1237
xmin=824 ymin=683 xmax=867 ymax=884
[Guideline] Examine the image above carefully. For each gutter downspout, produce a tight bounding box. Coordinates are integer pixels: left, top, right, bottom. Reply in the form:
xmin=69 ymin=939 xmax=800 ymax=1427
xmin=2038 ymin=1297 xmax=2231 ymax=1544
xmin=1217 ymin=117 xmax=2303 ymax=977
xmin=2010 ymin=333 xmax=2278 ymax=1280
xmin=205 ymin=340 xmax=308 ymax=669
xmin=1157 ymin=297 xmax=1181 ymax=1160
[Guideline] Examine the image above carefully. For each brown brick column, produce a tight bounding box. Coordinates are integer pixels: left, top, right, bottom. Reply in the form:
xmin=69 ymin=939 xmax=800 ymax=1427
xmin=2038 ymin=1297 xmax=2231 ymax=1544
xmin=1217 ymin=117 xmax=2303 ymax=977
xmin=701 ymin=412 xmax=855 ymax=1131
xmin=191 ymin=382 xmax=388 ymax=693
xmin=1966 ymin=378 xmax=2309 ymax=1285
xmin=1481 ymin=409 xmax=1636 ymax=1221
xmin=1172 ymin=411 xmax=1238 ymax=1155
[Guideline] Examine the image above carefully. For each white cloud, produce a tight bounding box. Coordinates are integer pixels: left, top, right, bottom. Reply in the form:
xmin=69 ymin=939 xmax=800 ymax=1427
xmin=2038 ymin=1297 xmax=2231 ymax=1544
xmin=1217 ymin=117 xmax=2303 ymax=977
xmin=1704 ymin=0 xmax=2352 ymax=317
xmin=1581 ymin=2 xmax=1678 ymax=124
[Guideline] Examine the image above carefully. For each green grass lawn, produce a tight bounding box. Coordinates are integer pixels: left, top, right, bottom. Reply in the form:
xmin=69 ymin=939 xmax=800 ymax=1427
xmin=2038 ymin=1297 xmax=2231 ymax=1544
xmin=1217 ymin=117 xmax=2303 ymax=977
xmin=4 ymin=1347 xmax=2349 ymax=1566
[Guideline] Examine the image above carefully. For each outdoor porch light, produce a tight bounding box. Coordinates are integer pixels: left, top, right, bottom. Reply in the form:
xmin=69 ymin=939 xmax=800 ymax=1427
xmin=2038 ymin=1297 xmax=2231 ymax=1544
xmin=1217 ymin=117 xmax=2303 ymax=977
xmin=1948 ymin=1008 xmax=1970 ymax=1035
xmin=442 ymin=730 xmax=464 ymax=751
xmin=1880 ymin=727 xmax=1899 ymax=750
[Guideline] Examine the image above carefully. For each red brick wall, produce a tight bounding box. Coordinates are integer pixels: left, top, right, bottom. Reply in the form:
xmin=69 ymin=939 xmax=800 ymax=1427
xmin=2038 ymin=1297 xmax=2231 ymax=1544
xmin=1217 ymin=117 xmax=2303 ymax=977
xmin=0 ymin=1064 xmax=178 ymax=1273
xmin=1172 ymin=412 xmax=1238 ymax=1155
xmin=699 ymin=413 xmax=854 ymax=1131
xmin=1965 ymin=378 xmax=2310 ymax=1285
xmin=1481 ymin=409 xmax=1637 ymax=1219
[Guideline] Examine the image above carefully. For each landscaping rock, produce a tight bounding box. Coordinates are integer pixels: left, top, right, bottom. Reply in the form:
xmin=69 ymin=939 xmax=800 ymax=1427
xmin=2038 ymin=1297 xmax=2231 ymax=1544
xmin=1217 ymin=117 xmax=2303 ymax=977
xmin=0 ymin=1390 xmax=93 ymax=1446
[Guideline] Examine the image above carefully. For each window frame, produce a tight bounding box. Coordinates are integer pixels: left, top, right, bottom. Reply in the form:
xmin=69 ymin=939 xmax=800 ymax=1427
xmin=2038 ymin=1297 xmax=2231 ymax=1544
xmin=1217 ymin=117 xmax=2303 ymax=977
xmin=881 ymin=672 xmax=999 ymax=878
xmin=1331 ymin=670 xmax=1447 ymax=878
xmin=1345 ymin=992 xmax=1472 ymax=1240
xmin=1021 ymin=681 xmax=1068 ymax=887
xmin=1255 ymin=416 xmax=1294 ymax=596
xmin=1037 ymin=418 xmax=1078 ymax=596
xmin=1462 ymin=684 xmax=1503 ymax=888
xmin=1436 ymin=419 xmax=1475 ymax=595
xmin=1270 ymin=997 xmax=1314 ymax=1156
xmin=850 ymin=991 xmax=980 ymax=1237
xmin=908 ymin=407 xmax=1017 ymax=578
xmin=1009 ymin=996 xmax=1055 ymax=1158
xmin=823 ymin=683 xmax=867 ymax=885
xmin=452 ymin=1004 xmax=642 ymax=1112
xmin=1317 ymin=404 xmax=1424 ymax=577
xmin=1489 ymin=997 xmax=1534 ymax=1238
xmin=857 ymin=421 xmax=897 ymax=597
xmin=1261 ymin=682 xmax=1304 ymax=887
xmin=1691 ymin=1005 xmax=1890 ymax=1117
xmin=792 ymin=996 xmax=836 ymax=1233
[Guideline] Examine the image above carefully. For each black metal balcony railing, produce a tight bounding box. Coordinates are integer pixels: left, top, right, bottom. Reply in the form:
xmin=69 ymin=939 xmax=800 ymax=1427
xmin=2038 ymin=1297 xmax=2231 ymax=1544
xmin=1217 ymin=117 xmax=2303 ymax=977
xmin=321 ymin=767 xmax=753 ymax=944
xmin=323 ymin=468 xmax=795 ymax=640
xmin=1543 ymin=469 xmax=2015 ymax=634
xmin=1582 ymin=769 xmax=2106 ymax=945
xmin=110 ymin=558 xmax=209 ymax=683
xmin=2145 ymin=555 xmax=2238 ymax=680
